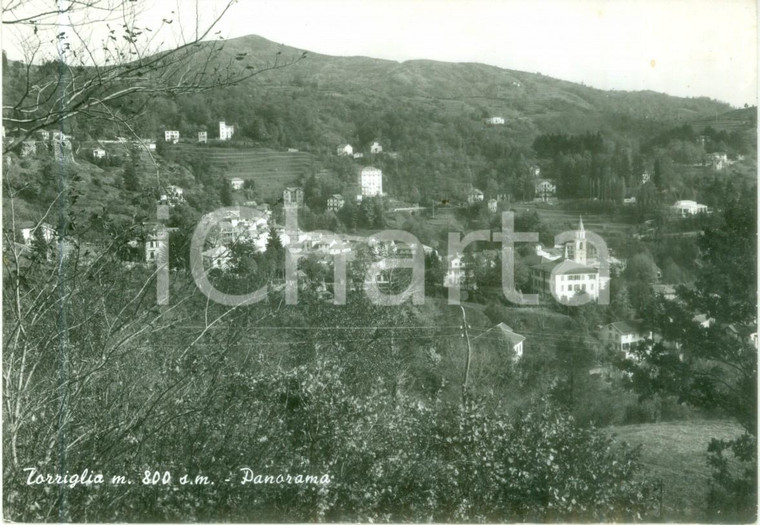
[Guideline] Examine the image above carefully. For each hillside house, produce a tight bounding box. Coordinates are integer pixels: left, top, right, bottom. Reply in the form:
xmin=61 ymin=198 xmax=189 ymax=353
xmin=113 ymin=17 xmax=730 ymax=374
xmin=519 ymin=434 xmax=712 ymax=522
xmin=92 ymin=148 xmax=106 ymax=159
xmin=145 ymin=229 xmax=169 ymax=263
xmin=443 ymin=254 xmax=467 ymax=288
xmin=370 ymin=141 xmax=383 ymax=154
xmin=164 ymin=130 xmax=179 ymax=143
xmin=530 ymin=165 xmax=541 ymax=177
xmin=623 ymin=196 xmax=637 ymax=205
xmin=641 ymin=172 xmax=651 ymax=184
xmin=160 ymin=185 xmax=185 ymax=207
xmin=327 ymin=194 xmax=345 ymax=212
xmin=535 ymin=179 xmax=557 ymax=201
xmin=202 ymin=245 xmax=232 ymax=271
xmin=50 ymin=130 xmax=71 ymax=142
xmin=20 ymin=221 xmax=56 ymax=246
xmin=198 ymin=131 xmax=207 ymax=143
xmin=283 ymin=187 xmax=304 ymax=208
xmin=467 ymin=188 xmax=484 ymax=204
xmin=488 ymin=198 xmax=498 ymax=213
xmin=600 ymin=320 xmax=652 ymax=359
xmin=219 ymin=121 xmax=234 ymax=140
xmin=353 ymin=152 xmax=364 ymax=159
xmin=230 ymin=177 xmax=245 ymax=191
xmin=530 ymin=259 xmax=600 ymax=302
xmin=21 ymin=141 xmax=37 ymax=157
xmin=709 ymin=152 xmax=729 ymax=171
xmin=484 ymin=116 xmax=505 ymax=125
xmin=337 ymin=144 xmax=353 ymax=156
xmin=474 ymin=322 xmax=526 ymax=361
xmin=671 ymin=200 xmax=708 ymax=217
xmin=38 ymin=130 xmax=50 ymax=141
xmin=360 ymin=167 xmax=383 ymax=197
xmin=529 ymin=218 xmax=601 ymax=301
xmin=652 ymin=283 xmax=677 ymax=301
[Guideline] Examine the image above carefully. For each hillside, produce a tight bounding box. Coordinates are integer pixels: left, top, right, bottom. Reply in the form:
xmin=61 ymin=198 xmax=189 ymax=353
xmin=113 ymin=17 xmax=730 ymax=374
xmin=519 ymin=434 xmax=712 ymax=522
xmin=217 ymin=35 xmax=734 ymax=134
xmin=170 ymin=144 xmax=314 ymax=200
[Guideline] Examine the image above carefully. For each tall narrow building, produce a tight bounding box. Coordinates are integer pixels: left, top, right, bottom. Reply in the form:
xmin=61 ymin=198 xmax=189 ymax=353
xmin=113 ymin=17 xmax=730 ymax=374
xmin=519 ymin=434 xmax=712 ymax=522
xmin=573 ymin=216 xmax=587 ymax=265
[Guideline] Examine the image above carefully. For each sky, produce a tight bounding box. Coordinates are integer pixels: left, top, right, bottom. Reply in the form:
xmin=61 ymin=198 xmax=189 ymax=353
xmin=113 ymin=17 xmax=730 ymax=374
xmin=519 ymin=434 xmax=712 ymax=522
xmin=3 ymin=0 xmax=757 ymax=107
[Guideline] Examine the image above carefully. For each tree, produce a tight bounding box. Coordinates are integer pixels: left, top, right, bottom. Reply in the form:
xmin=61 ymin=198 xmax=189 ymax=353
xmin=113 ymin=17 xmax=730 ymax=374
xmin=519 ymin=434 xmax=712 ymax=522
xmin=623 ymin=192 xmax=757 ymax=521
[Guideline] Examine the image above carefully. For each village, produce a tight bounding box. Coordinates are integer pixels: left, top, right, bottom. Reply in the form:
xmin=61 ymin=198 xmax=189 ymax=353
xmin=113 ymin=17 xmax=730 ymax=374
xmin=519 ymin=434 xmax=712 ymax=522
xmin=9 ymin=112 xmax=755 ymax=387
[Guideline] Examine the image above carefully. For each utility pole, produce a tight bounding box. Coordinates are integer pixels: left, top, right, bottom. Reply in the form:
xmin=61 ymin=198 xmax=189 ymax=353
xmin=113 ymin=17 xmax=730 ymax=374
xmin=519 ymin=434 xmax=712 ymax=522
xmin=460 ymin=305 xmax=472 ymax=405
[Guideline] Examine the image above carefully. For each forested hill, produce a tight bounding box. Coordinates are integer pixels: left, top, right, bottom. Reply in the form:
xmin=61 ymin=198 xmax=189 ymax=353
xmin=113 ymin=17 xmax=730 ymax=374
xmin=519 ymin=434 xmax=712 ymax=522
xmin=3 ymin=32 xmax=735 ymax=149
xmin=194 ymin=34 xmax=733 ymax=136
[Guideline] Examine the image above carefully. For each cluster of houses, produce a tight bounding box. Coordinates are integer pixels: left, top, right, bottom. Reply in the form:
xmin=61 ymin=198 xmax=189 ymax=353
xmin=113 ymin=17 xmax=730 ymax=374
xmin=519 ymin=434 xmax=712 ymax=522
xmin=336 ymin=141 xmax=385 ymax=159
xmin=164 ymin=121 xmax=235 ymax=145
xmin=17 ymin=129 xmax=73 ymax=158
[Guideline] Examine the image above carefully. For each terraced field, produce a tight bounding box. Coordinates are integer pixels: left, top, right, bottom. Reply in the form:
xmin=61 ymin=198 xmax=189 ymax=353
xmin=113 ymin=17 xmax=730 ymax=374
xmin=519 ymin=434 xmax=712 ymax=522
xmin=174 ymin=145 xmax=315 ymax=201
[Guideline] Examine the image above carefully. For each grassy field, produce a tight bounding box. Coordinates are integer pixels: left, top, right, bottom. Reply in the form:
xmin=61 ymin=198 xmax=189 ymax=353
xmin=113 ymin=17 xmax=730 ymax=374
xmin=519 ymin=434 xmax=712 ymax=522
xmin=608 ymin=419 xmax=744 ymax=521
xmin=174 ymin=145 xmax=314 ymax=201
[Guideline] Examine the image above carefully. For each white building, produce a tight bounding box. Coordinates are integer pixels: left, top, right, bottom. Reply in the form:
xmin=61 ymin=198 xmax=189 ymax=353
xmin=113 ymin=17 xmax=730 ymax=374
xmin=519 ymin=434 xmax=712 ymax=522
xmin=370 ymin=141 xmax=383 ymax=154
xmin=337 ymin=144 xmax=353 ymax=156
xmin=600 ymin=320 xmax=652 ymax=359
xmin=443 ymin=254 xmax=466 ymax=288
xmin=219 ymin=121 xmax=234 ymax=140
xmin=327 ymin=194 xmax=345 ymax=212
xmin=164 ymin=130 xmax=179 ymax=143
xmin=360 ymin=166 xmax=383 ymax=197
xmin=198 ymin=131 xmax=207 ymax=143
xmin=145 ymin=229 xmax=168 ymax=263
xmin=230 ymin=177 xmax=245 ymax=191
xmin=467 ymin=188 xmax=484 ymax=204
xmin=92 ymin=148 xmax=106 ymax=159
xmin=487 ymin=198 xmax=498 ymax=213
xmin=535 ymin=179 xmax=557 ymax=201
xmin=672 ymin=200 xmax=709 ymax=217
xmin=20 ymin=222 xmax=56 ymax=245
xmin=530 ymin=218 xmax=601 ymax=302
xmin=485 ymin=116 xmax=505 ymax=125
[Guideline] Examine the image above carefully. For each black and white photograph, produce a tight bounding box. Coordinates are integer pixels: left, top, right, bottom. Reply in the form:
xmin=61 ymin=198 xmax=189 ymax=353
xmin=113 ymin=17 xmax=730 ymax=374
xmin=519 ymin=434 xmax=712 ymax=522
xmin=1 ymin=0 xmax=757 ymax=522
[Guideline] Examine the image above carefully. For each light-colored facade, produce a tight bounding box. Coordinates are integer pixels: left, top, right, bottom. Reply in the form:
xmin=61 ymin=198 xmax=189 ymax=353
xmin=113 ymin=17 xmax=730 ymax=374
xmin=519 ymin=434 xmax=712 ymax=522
xmin=230 ymin=177 xmax=245 ymax=190
xmin=672 ymin=200 xmax=709 ymax=217
xmin=370 ymin=141 xmax=383 ymax=154
xmin=198 ymin=131 xmax=207 ymax=143
xmin=530 ymin=218 xmax=600 ymax=302
xmin=485 ymin=116 xmax=505 ymax=125
xmin=164 ymin=130 xmax=179 ymax=143
xmin=219 ymin=121 xmax=234 ymax=140
xmin=535 ymin=179 xmax=557 ymax=201
xmin=337 ymin=144 xmax=353 ymax=156
xmin=20 ymin=222 xmax=56 ymax=245
xmin=360 ymin=167 xmax=383 ymax=197
xmin=327 ymin=194 xmax=345 ymax=212
xmin=600 ymin=320 xmax=652 ymax=359
xmin=92 ymin=148 xmax=106 ymax=159
xmin=467 ymin=188 xmax=484 ymax=204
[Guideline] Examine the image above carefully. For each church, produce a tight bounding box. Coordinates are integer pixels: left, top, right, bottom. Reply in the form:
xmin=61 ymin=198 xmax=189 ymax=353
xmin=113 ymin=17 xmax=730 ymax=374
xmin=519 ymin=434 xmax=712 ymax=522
xmin=529 ymin=218 xmax=603 ymax=303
